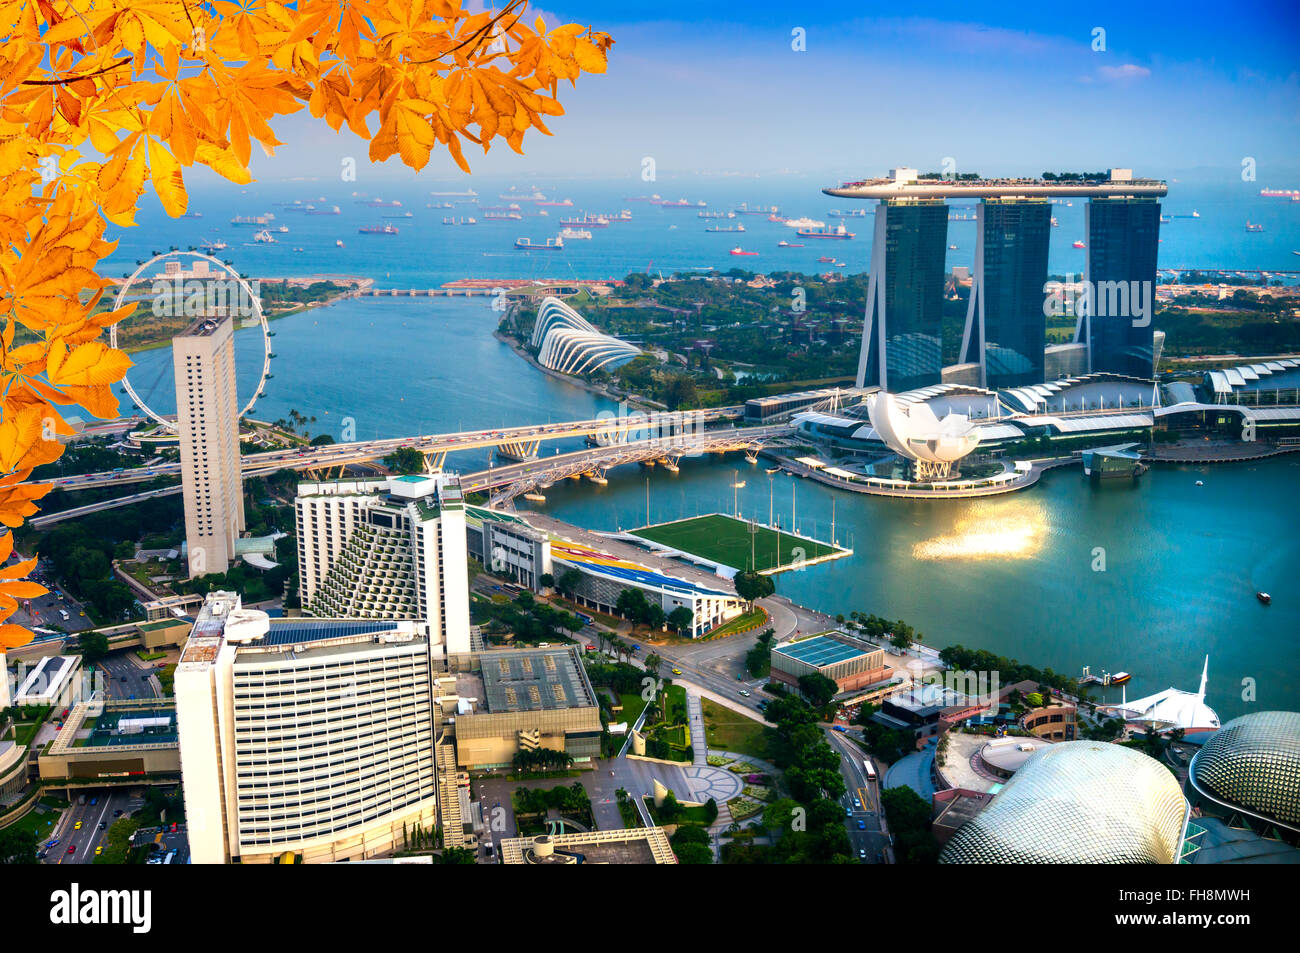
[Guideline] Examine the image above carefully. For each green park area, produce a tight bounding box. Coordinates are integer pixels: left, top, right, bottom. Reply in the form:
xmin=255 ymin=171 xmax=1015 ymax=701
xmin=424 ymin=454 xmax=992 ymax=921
xmin=701 ymin=698 xmax=770 ymax=761
xmin=629 ymin=514 xmax=844 ymax=573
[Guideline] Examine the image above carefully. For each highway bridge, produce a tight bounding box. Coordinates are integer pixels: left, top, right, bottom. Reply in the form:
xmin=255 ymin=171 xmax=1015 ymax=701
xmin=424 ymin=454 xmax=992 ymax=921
xmin=39 ymin=407 xmax=746 ymax=493
xmin=28 ymin=426 xmax=786 ymax=525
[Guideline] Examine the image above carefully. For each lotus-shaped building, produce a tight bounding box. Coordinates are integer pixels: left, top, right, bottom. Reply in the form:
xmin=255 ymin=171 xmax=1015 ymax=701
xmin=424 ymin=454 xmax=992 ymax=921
xmin=866 ymin=391 xmax=981 ymax=480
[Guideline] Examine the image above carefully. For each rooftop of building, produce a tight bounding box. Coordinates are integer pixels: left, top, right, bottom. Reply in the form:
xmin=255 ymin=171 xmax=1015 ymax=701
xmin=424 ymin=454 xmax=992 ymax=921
xmin=825 ymin=168 xmax=1168 ymax=200
xmin=498 ymin=828 xmax=676 ymax=864
xmin=773 ymin=634 xmax=871 ymax=668
xmin=465 ymin=645 xmax=597 ymax=715
xmin=179 ymin=315 xmax=229 ymax=337
xmin=14 ymin=654 xmax=80 ymax=699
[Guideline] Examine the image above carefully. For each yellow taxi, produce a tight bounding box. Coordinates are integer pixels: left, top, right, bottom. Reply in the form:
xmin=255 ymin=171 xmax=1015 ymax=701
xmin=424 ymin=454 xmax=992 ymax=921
xmin=671 ymin=668 xmax=682 ymax=675
xmin=94 ymin=845 xmax=103 ymax=856
xmin=74 ymin=821 xmax=82 ymax=830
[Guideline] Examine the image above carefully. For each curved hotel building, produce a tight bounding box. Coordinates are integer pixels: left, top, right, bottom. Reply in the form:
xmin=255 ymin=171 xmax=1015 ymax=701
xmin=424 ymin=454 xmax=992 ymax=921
xmin=825 ymin=168 xmax=1167 ymax=391
xmin=531 ymin=296 xmax=641 ymax=375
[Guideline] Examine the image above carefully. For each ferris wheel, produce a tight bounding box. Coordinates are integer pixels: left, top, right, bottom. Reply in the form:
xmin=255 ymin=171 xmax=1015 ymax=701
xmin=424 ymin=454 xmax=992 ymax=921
xmin=109 ymin=250 xmax=273 ymax=432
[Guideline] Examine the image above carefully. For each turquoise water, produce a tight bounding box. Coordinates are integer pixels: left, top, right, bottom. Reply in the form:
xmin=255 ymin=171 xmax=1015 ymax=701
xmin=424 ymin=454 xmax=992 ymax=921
xmin=524 ymin=455 xmax=1300 ymax=722
xmin=101 ymin=175 xmax=1300 ymax=289
xmin=128 ymin=295 xmax=1298 ymax=720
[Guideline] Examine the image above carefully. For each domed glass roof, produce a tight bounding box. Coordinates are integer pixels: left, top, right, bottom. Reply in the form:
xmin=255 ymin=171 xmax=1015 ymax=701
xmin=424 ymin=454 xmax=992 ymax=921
xmin=939 ymin=741 xmax=1188 ymax=864
xmin=1191 ymin=710 xmax=1300 ymax=829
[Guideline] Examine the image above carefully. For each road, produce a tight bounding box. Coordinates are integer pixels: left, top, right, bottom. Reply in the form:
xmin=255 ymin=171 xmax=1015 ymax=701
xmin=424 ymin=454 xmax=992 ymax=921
xmin=827 ymin=729 xmax=891 ymax=863
xmin=96 ymin=650 xmax=161 ymax=701
xmin=35 ymin=407 xmax=747 ymax=492
xmin=42 ymin=788 xmax=142 ymax=865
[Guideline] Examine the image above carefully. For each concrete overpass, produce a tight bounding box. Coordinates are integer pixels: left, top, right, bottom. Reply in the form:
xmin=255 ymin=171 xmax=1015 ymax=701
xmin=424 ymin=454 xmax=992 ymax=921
xmin=39 ymin=407 xmax=746 ymax=493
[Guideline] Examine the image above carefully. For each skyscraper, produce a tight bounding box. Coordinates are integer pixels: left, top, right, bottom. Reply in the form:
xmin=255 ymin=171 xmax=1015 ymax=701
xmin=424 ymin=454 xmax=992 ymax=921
xmin=960 ymin=198 xmax=1051 ymax=388
xmin=858 ymin=198 xmax=949 ymax=392
xmin=173 ymin=315 xmax=244 ymax=578
xmin=1083 ymin=196 xmax=1162 ymax=378
xmin=295 ymin=474 xmax=472 ymax=655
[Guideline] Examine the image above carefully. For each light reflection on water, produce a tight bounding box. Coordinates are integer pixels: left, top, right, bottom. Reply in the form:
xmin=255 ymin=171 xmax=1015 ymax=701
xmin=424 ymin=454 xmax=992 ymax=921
xmin=912 ymin=499 xmax=1049 ymax=561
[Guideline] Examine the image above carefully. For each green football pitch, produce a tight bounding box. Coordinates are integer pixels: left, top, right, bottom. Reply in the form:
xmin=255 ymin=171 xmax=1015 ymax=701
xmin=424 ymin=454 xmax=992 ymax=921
xmin=629 ymin=514 xmax=845 ymax=573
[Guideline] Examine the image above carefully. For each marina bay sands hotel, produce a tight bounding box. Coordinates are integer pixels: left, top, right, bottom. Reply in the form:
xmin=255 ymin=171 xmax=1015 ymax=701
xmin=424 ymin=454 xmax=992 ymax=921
xmin=825 ymin=168 xmax=1167 ymax=391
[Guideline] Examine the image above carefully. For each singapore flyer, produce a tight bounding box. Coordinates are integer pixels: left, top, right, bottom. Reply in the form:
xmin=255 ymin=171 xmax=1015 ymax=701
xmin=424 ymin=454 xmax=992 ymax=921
xmin=109 ymin=250 xmax=273 ymax=432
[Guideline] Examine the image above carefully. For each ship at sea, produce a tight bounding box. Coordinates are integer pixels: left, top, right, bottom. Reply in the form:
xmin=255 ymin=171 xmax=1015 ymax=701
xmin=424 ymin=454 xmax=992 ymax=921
xmin=199 ymin=239 xmax=228 ymax=252
xmin=516 ymin=237 xmax=564 ymax=250
xmin=699 ymin=210 xmax=736 ymax=219
xmin=706 ymin=224 xmax=745 ymax=233
xmin=776 ymin=240 xmax=804 ymax=248
xmin=734 ymin=203 xmax=780 ymax=215
xmin=442 ymin=217 xmax=477 ymax=225
xmin=729 ymin=246 xmax=757 ymax=256
xmin=537 ymin=198 xmax=574 ymax=207
xmin=306 ymin=205 xmax=341 ymax=215
xmin=358 ymin=224 xmax=399 ymax=235
xmin=484 ymin=212 xmax=523 ymax=221
xmin=252 ymin=229 xmax=276 ymax=243
xmin=558 ymin=214 xmax=609 ymax=228
xmin=1259 ymin=188 xmax=1300 ymax=197
xmin=558 ymin=228 xmax=592 ymax=240
xmin=500 ymin=189 xmax=546 ymax=201
xmin=796 ymin=223 xmax=853 ymax=239
xmin=827 ymin=208 xmax=867 ymax=218
xmin=651 ymin=197 xmax=703 ymax=207
xmin=231 ymin=214 xmax=274 ymax=226
xmin=430 ymin=188 xmax=477 ymax=197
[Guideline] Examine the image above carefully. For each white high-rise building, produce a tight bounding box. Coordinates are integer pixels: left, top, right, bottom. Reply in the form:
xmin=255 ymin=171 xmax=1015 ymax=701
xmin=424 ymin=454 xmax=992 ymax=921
xmin=174 ymin=315 xmax=244 ymax=578
xmin=175 ymin=592 xmax=443 ymax=864
xmin=295 ymin=474 xmax=471 ymax=655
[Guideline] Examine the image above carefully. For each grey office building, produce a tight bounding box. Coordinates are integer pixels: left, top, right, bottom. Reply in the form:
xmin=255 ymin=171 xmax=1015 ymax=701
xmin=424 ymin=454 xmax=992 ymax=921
xmin=1083 ymin=197 xmax=1161 ymax=378
xmin=960 ymin=198 xmax=1051 ymax=388
xmin=858 ymin=199 xmax=949 ymax=392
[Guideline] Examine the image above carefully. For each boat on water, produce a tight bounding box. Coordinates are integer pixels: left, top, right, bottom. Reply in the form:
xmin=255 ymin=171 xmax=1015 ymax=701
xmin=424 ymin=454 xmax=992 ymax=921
xmin=442 ymin=216 xmax=476 ymax=225
xmin=358 ymin=224 xmax=399 ymax=235
xmin=384 ymin=211 xmax=414 ymax=219
xmin=827 ymin=208 xmax=867 ymax=218
xmin=427 ymin=202 xmax=454 ymax=209
xmin=660 ymin=461 xmax=679 ymax=473
xmin=537 ymin=198 xmax=574 ymax=207
xmin=699 ymin=210 xmax=735 ymax=219
xmin=515 ymin=236 xmax=564 ymax=250
xmin=948 ymin=243 xmax=958 ymax=250
xmin=252 ymin=229 xmax=275 ymax=243
xmin=335 ymin=239 xmax=345 ymax=248
xmin=734 ymin=203 xmax=780 ymax=215
xmin=307 ymin=205 xmax=341 ymax=215
xmin=1050 ymin=217 xmax=1059 ymax=227
xmin=430 ymin=188 xmax=477 ymax=197
xmin=500 ymin=190 xmax=545 ymax=201
xmin=1072 ymin=240 xmax=1086 ymax=248
xmin=231 ymin=214 xmax=274 ymax=226
xmin=776 ymin=240 xmax=805 ymax=247
xmin=1109 ymin=671 xmax=1132 ymax=685
xmin=366 ymin=199 xmax=402 ymax=207
xmin=558 ymin=227 xmax=592 ymax=240
xmin=729 ymin=247 xmax=758 ymax=256
xmin=651 ymin=197 xmax=694 ymax=207
xmin=1257 ymin=591 xmax=1272 ymax=605
xmin=1246 ymin=221 xmax=1264 ymax=232
xmin=765 ymin=466 xmax=781 ymax=474
xmin=558 ymin=214 xmax=609 ymax=228
xmin=1260 ymin=188 xmax=1300 ymax=197
xmin=484 ymin=212 xmax=523 ymax=220
xmin=199 ymin=240 xmax=228 ymax=252
xmin=523 ymin=492 xmax=546 ymax=503
xmin=706 ymin=224 xmax=745 ymax=233
xmin=816 ymin=255 xmax=835 ymax=263
xmin=798 ymin=224 xmax=853 ymax=239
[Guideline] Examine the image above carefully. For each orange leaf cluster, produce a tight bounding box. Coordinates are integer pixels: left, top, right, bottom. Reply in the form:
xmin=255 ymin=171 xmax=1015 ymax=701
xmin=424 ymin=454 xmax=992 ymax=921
xmin=0 ymin=0 xmax=612 ymax=646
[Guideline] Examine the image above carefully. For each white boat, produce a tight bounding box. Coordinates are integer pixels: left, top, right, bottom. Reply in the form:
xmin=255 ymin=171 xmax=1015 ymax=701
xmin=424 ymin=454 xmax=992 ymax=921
xmin=558 ymin=227 xmax=592 ymax=240
xmin=252 ymin=229 xmax=275 ymax=243
xmin=523 ymin=492 xmax=546 ymax=503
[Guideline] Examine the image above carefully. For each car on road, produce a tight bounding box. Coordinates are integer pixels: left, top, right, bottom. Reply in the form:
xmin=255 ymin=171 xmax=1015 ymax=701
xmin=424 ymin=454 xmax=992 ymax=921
xmin=46 ymin=839 xmax=59 ymax=848
xmin=845 ymin=808 xmax=852 ymax=817
xmin=95 ymin=846 xmax=102 ymax=855
xmin=74 ymin=821 xmax=82 ymax=830
xmin=857 ymin=819 xmax=865 ymax=831
xmin=113 ymin=809 xmax=123 ymax=817
xmin=671 ymin=668 xmax=681 ymax=675
xmin=858 ymin=848 xmax=866 ymax=860
xmin=738 ymin=689 xmax=750 ymax=697
xmin=66 ymin=845 xmax=76 ymax=854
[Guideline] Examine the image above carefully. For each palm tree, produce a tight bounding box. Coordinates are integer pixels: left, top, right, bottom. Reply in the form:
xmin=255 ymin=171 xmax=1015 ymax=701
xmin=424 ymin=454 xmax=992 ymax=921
xmin=645 ymin=653 xmax=662 ymax=678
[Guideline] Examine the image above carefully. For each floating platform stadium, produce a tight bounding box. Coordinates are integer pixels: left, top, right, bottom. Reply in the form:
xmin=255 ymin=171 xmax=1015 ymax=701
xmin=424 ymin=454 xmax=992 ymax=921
xmin=618 ymin=513 xmax=851 ymax=575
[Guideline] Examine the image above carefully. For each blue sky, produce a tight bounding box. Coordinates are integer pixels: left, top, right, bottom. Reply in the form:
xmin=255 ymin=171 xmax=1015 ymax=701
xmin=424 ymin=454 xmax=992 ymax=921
xmin=237 ymin=1 xmax=1300 ymax=186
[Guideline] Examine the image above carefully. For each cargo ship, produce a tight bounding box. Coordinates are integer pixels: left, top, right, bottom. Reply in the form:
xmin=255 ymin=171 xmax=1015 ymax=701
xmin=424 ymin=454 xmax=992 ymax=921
xmin=442 ymin=216 xmax=476 ymax=225
xmin=430 ymin=188 xmax=477 ymax=197
xmin=484 ymin=211 xmax=523 ymax=220
xmin=1259 ymin=188 xmax=1299 ymax=197
xmin=537 ymin=198 xmax=574 ymax=207
xmin=252 ymin=229 xmax=276 ymax=243
xmin=515 ymin=236 xmax=564 ymax=250
xmin=365 ymin=199 xmax=402 ymax=207
xmin=1073 ymin=240 xmax=1086 ymax=248
xmin=231 ymin=214 xmax=274 ymax=226
xmin=500 ymin=189 xmax=545 ymax=201
xmin=796 ymin=223 xmax=853 ymax=239
xmin=199 ymin=239 xmax=228 ymax=252
xmin=558 ymin=214 xmax=609 ymax=228
xmin=706 ymin=224 xmax=745 ymax=232
xmin=734 ymin=203 xmax=780 ymax=215
xmin=776 ymin=240 xmax=804 ymax=248
xmin=624 ymin=194 xmax=660 ymax=202
xmin=827 ymin=208 xmax=867 ymax=218
xmin=699 ymin=210 xmax=736 ymax=219
xmin=358 ymin=224 xmax=399 ymax=234
xmin=558 ymin=228 xmax=592 ymax=240
xmin=1246 ymin=220 xmax=1264 ymax=232
xmin=816 ymin=255 xmax=835 ymax=263
xmin=479 ymin=204 xmax=522 ymax=213
xmin=307 ymin=205 xmax=341 ymax=215
xmin=729 ymin=246 xmax=757 ymax=256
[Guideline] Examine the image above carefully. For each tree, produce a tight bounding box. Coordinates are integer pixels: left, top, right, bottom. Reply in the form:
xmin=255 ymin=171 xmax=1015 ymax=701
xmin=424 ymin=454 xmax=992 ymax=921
xmin=383 ymin=447 xmax=425 ymax=475
xmin=797 ymin=672 xmax=839 ymax=709
xmin=539 ymin=573 xmax=555 ymax=590
xmin=667 ymin=606 xmax=694 ymax=636
xmin=557 ymin=569 xmax=582 ymax=598
xmin=438 ymin=847 xmax=477 ymax=865
xmin=733 ymin=570 xmax=774 ymax=610
xmin=644 ymin=653 xmax=661 ymax=678
xmin=79 ymin=631 xmax=109 ymax=663
xmin=0 ymin=823 xmax=39 ymax=864
xmin=0 ymin=3 xmax=614 ymax=652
